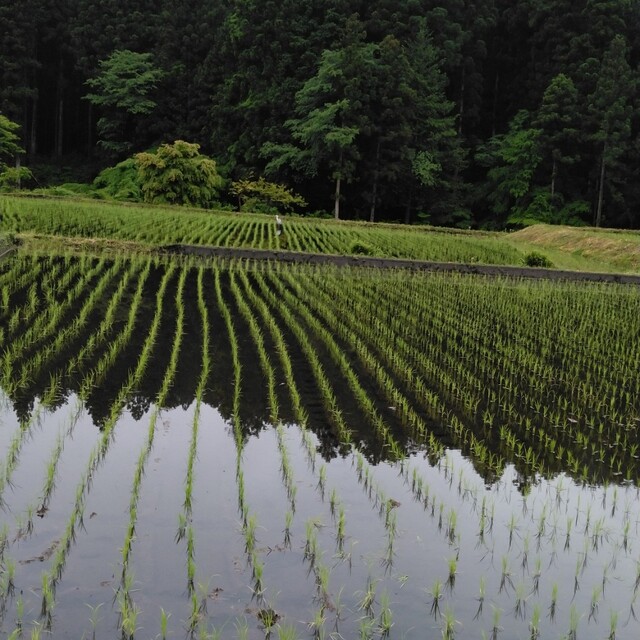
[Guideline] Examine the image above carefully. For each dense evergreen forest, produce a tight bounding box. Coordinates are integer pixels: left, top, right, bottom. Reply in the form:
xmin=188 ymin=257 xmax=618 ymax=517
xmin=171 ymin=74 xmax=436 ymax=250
xmin=1 ymin=0 xmax=640 ymax=228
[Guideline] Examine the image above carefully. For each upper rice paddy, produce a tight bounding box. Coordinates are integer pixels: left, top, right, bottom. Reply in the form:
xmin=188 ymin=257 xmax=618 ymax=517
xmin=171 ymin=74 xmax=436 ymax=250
xmin=0 ymin=244 xmax=639 ymax=640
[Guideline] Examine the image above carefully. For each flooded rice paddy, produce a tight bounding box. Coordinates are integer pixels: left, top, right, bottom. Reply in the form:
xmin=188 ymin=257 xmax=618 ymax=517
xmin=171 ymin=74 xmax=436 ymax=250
xmin=1 ymin=254 xmax=640 ymax=639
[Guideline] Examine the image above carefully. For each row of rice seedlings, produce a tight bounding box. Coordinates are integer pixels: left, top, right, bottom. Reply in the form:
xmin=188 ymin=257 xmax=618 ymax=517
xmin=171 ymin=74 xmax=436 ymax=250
xmin=64 ymin=260 xmax=143 ymax=380
xmin=228 ymin=269 xmax=300 ymax=511
xmin=78 ymin=263 xmax=153 ymax=400
xmin=1 ymin=259 xmax=59 ymax=336
xmin=235 ymin=267 xmax=366 ymax=630
xmin=117 ymin=266 xmax=183 ymax=636
xmin=11 ymin=260 xmax=123 ymax=396
xmin=248 ymin=269 xmax=352 ymax=447
xmin=20 ymin=265 xmax=175 ymax=637
xmin=213 ymin=267 xmax=273 ymax=613
xmin=0 ymin=378 xmax=65 ymax=507
xmin=180 ymin=267 xmax=212 ymax=635
xmin=1 ymin=256 xmax=104 ymax=371
xmin=318 ymin=268 xmax=636 ymax=482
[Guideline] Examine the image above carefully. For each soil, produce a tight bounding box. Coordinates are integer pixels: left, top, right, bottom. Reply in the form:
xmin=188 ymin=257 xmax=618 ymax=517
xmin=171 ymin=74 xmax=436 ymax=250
xmin=162 ymin=244 xmax=640 ymax=285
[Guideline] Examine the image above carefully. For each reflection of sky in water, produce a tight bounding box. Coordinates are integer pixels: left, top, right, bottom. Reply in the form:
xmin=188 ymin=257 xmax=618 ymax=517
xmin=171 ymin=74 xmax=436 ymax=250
xmin=1 ymin=393 xmax=639 ymax=639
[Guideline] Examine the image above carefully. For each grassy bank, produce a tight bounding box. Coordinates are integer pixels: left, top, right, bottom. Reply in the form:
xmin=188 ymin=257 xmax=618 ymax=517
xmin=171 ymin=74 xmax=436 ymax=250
xmin=2 ymin=194 xmax=639 ymax=273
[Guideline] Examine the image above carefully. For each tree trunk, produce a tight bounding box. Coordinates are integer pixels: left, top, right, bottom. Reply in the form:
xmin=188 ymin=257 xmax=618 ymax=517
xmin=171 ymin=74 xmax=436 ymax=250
xmin=595 ymin=145 xmax=606 ymax=227
xmin=551 ymin=157 xmax=557 ymax=198
xmin=29 ymin=98 xmax=37 ymax=157
xmin=334 ymin=150 xmax=342 ymax=219
xmin=54 ymin=59 xmax=64 ymax=158
xmin=491 ymin=71 xmax=499 ymax=137
xmin=56 ymin=97 xmax=64 ymax=158
xmin=15 ymin=156 xmax=21 ymax=189
xmin=87 ymin=103 xmax=93 ymax=157
xmin=369 ymin=141 xmax=380 ymax=223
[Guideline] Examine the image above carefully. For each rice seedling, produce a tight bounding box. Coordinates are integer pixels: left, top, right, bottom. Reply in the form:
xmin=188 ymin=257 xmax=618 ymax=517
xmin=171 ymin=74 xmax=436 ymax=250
xmin=474 ymin=575 xmax=486 ymax=619
xmin=336 ymin=505 xmax=346 ymax=551
xmin=358 ymin=615 xmax=376 ymax=640
xmin=252 ymin=555 xmax=265 ymax=597
xmin=446 ymin=555 xmax=458 ymax=591
xmin=276 ymin=623 xmax=300 ymax=640
xmin=158 ymin=607 xmax=170 ymax=639
xmin=529 ymin=603 xmax=541 ymax=640
xmin=284 ymin=509 xmax=293 ymax=547
xmin=514 ymin=580 xmax=528 ymax=619
xmin=608 ymin=608 xmax=619 ymax=639
xmin=568 ymin=603 xmax=580 ymax=640
xmin=441 ymin=606 xmax=458 ymax=640
xmin=358 ymin=577 xmax=377 ymax=618
xmin=234 ymin=617 xmax=250 ymax=640
xmin=499 ymin=555 xmax=513 ymax=593
xmin=490 ymin=605 xmax=503 ymax=640
xmin=428 ymin=578 xmax=443 ymax=618
xmin=377 ymin=590 xmax=393 ymax=636
xmin=308 ymin=605 xmax=326 ymax=640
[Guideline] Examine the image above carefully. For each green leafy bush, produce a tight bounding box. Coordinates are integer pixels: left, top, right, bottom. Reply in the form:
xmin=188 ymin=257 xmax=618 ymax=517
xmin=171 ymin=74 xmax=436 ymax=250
xmin=93 ymin=158 xmax=142 ymax=201
xmin=524 ymin=251 xmax=553 ymax=268
xmin=230 ymin=177 xmax=307 ymax=213
xmin=135 ymin=141 xmax=223 ymax=207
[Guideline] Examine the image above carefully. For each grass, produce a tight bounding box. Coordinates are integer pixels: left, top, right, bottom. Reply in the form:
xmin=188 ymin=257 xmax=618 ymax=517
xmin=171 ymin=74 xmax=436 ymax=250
xmin=7 ymin=193 xmax=640 ymax=274
xmin=508 ymin=224 xmax=640 ymax=273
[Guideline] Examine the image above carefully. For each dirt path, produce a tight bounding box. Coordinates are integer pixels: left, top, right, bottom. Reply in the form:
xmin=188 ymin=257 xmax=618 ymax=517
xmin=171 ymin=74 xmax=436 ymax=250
xmin=162 ymin=244 xmax=640 ymax=285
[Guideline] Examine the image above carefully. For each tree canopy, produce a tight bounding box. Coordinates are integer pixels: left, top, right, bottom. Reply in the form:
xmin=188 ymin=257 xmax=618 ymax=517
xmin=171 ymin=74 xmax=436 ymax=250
xmin=135 ymin=140 xmax=223 ymax=207
xmin=3 ymin=0 xmax=640 ymax=228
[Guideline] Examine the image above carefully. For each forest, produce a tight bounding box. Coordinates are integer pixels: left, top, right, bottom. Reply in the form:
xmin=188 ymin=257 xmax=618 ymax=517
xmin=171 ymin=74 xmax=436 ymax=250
xmin=1 ymin=0 xmax=640 ymax=228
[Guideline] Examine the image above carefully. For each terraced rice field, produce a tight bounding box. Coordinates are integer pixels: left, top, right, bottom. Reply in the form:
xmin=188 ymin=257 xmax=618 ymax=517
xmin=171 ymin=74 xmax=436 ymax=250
xmin=0 ymin=196 xmax=524 ymax=265
xmin=1 ymin=252 xmax=639 ymax=639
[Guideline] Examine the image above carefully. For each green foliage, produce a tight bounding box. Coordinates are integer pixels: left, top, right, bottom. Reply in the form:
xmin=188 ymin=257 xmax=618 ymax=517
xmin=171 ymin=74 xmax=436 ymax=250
xmin=230 ymin=177 xmax=306 ymax=213
xmin=93 ymin=158 xmax=142 ymax=201
xmin=135 ymin=141 xmax=223 ymax=208
xmin=0 ymin=114 xmax=23 ymax=163
xmin=523 ymin=251 xmax=554 ymax=268
xmin=588 ymin=35 xmax=636 ymax=227
xmin=0 ymin=117 xmax=29 ymax=190
xmin=0 ymin=166 xmax=33 ymax=190
xmin=85 ymin=50 xmax=164 ymax=157
xmin=507 ymin=189 xmax=589 ymax=228
xmin=478 ymin=111 xmax=542 ymax=219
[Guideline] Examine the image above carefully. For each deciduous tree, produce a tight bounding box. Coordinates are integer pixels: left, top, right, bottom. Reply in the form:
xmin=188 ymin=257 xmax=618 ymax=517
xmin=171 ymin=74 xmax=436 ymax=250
xmin=135 ymin=140 xmax=223 ymax=207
